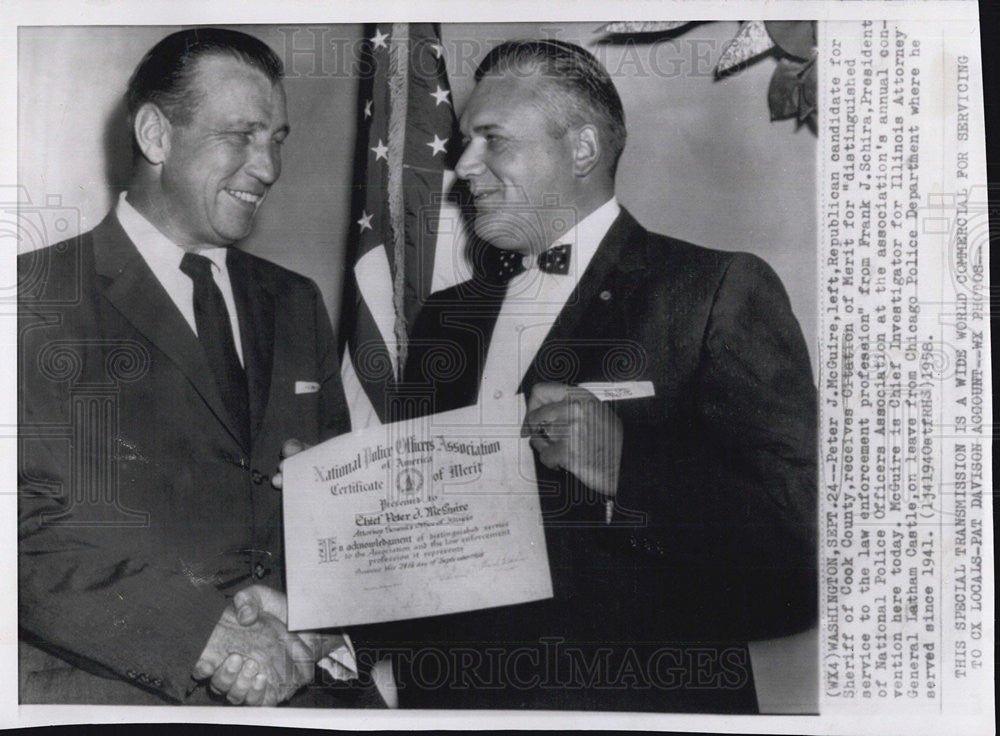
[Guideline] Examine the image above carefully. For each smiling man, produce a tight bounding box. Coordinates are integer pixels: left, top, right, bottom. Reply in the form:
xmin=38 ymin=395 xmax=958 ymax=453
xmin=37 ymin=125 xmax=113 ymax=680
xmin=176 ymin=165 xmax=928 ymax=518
xmin=18 ymin=28 xmax=359 ymax=706
xmin=391 ymin=39 xmax=819 ymax=712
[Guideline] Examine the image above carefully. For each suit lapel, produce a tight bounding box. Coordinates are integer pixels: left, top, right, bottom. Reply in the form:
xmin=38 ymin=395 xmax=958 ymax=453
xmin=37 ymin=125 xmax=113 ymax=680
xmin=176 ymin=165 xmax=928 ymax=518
xmin=519 ymin=209 xmax=647 ymax=394
xmin=91 ymin=213 xmax=250 ymax=451
xmin=227 ymin=249 xmax=274 ymax=443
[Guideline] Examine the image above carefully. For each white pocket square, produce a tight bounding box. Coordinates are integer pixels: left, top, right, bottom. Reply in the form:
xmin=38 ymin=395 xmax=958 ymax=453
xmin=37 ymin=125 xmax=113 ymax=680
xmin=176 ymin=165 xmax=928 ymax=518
xmin=295 ymin=381 xmax=320 ymax=395
xmin=577 ymin=381 xmax=655 ymax=401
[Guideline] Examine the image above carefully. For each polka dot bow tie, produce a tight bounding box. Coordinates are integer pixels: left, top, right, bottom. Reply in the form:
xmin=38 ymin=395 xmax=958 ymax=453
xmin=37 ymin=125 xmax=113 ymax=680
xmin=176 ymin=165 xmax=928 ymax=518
xmin=496 ymin=243 xmax=572 ymax=281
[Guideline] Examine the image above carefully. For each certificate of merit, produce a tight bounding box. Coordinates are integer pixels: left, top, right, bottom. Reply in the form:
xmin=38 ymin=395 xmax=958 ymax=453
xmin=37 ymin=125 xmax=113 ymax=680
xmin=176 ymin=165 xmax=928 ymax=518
xmin=281 ymin=404 xmax=554 ymax=630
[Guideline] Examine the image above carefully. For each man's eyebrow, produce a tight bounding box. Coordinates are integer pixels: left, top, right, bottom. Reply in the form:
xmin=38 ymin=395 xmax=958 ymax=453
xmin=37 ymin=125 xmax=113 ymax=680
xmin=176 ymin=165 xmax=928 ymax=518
xmin=470 ymin=123 xmax=504 ymax=135
xmin=225 ymin=118 xmax=290 ymax=135
xmin=224 ymin=117 xmax=262 ymax=129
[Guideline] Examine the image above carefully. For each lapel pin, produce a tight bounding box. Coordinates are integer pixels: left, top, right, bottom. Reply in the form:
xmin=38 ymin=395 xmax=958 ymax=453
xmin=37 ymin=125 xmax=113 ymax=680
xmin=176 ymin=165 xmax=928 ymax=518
xmin=600 ymin=290 xmax=612 ymax=301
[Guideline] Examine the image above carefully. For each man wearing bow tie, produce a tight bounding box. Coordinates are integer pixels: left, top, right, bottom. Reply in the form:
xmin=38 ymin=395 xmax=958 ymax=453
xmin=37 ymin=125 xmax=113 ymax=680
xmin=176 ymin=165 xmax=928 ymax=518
xmin=383 ymin=39 xmax=818 ymax=712
xmin=18 ymin=28 xmax=364 ymax=706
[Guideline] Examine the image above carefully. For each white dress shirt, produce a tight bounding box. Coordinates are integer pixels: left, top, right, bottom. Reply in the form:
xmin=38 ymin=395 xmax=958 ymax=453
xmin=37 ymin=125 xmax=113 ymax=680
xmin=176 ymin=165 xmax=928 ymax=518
xmin=115 ymin=192 xmax=245 ymax=366
xmin=477 ymin=197 xmax=621 ymax=419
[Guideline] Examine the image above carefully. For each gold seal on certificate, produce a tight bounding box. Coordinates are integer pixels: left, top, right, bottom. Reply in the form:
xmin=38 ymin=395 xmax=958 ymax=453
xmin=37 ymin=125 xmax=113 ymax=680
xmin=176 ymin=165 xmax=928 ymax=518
xmin=281 ymin=404 xmax=553 ymax=630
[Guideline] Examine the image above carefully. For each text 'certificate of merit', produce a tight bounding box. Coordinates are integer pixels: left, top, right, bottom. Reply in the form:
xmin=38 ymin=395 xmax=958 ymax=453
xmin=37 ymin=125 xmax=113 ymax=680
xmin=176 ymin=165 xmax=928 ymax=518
xmin=282 ymin=404 xmax=554 ymax=631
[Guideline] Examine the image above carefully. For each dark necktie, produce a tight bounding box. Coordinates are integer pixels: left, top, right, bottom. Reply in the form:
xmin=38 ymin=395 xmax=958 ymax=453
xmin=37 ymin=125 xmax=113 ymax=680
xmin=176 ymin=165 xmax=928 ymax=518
xmin=180 ymin=252 xmax=251 ymax=450
xmin=496 ymin=243 xmax=572 ymax=281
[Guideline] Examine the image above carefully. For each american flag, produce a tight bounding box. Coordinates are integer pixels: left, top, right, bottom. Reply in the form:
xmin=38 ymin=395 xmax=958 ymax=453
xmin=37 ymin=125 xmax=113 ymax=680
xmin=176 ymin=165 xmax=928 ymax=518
xmin=339 ymin=23 xmax=468 ymax=427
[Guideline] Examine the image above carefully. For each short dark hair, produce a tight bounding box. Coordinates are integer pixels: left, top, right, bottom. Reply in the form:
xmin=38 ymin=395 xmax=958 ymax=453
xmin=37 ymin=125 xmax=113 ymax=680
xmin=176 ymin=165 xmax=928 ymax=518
xmin=126 ymin=27 xmax=283 ymax=142
xmin=475 ymin=40 xmax=627 ymax=175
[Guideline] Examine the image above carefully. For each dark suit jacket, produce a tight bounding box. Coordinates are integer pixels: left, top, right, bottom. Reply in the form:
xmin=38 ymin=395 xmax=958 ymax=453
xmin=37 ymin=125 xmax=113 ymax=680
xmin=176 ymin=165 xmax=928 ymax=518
xmin=17 ymin=213 xmax=350 ymax=704
xmin=366 ymin=209 xmax=817 ymax=711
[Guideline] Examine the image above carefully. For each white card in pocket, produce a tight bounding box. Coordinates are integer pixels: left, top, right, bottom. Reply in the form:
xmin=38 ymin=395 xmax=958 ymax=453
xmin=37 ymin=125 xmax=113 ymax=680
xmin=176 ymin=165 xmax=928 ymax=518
xmin=577 ymin=381 xmax=655 ymax=401
xmin=295 ymin=381 xmax=320 ymax=395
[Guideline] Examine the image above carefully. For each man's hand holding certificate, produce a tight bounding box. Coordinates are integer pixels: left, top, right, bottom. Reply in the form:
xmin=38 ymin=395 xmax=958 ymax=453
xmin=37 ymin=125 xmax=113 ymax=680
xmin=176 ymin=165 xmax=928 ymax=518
xmin=281 ymin=405 xmax=553 ymax=631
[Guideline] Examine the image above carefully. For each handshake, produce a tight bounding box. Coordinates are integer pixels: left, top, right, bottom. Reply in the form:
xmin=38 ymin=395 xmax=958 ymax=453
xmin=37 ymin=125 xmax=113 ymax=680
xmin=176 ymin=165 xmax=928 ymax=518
xmin=190 ymin=584 xmax=352 ymax=706
xmin=189 ymin=440 xmax=353 ymax=705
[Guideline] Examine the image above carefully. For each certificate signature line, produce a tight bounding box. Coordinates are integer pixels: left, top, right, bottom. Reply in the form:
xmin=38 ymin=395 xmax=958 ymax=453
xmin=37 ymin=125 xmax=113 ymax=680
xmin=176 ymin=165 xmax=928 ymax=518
xmin=481 ymin=555 xmax=524 ymax=569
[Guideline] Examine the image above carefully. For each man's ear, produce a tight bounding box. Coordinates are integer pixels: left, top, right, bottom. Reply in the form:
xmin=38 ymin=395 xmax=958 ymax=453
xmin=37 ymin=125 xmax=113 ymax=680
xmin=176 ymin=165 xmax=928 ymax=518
xmin=133 ymin=102 xmax=172 ymax=166
xmin=571 ymin=124 xmax=601 ymax=178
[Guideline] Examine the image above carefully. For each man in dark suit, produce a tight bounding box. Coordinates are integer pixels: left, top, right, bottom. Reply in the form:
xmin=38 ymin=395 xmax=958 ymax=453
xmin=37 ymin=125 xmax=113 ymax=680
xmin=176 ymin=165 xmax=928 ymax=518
xmin=379 ymin=39 xmax=817 ymax=712
xmin=18 ymin=28 xmax=357 ymax=706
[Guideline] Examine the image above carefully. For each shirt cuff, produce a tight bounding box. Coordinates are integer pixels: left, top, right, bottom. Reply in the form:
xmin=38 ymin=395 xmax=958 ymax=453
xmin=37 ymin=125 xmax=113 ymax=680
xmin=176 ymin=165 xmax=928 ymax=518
xmin=316 ymin=631 xmax=357 ymax=681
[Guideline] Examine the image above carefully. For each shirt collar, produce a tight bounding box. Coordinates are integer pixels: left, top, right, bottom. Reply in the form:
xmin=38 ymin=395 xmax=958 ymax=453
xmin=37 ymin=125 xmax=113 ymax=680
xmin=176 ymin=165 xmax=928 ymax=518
xmin=115 ymin=191 xmax=229 ymax=272
xmin=555 ymin=197 xmax=620 ymax=252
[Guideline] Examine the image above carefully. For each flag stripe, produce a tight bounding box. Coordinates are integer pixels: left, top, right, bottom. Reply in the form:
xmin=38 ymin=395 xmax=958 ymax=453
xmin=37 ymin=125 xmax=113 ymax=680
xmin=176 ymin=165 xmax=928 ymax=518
xmin=354 ymin=243 xmax=397 ymax=371
xmin=430 ymin=170 xmax=473 ymax=294
xmin=340 ymin=343 xmax=379 ymax=430
xmin=351 ymin=301 xmax=394 ymax=385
